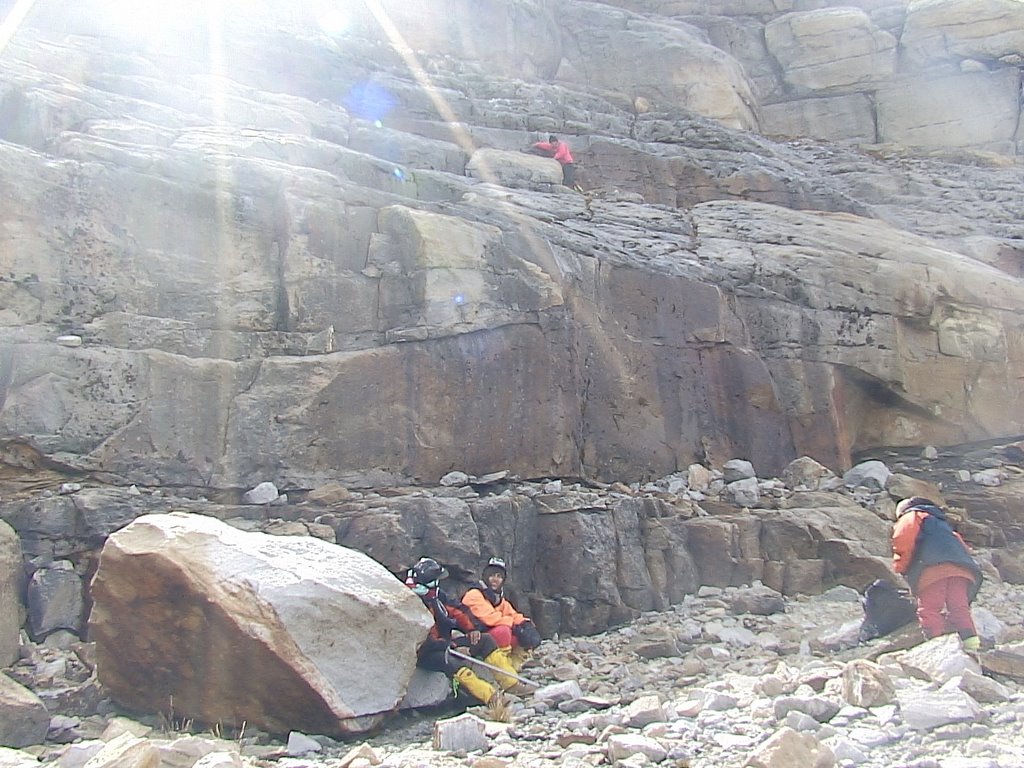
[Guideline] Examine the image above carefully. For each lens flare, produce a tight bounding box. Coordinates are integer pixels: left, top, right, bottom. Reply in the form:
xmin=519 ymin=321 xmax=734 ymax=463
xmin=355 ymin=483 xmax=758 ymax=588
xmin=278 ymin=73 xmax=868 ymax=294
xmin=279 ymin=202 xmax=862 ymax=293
xmin=345 ymin=81 xmax=396 ymax=122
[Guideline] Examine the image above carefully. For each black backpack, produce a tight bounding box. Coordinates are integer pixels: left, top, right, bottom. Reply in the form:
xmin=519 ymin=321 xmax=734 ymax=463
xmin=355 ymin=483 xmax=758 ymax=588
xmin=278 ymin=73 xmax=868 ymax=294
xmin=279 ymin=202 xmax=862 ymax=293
xmin=858 ymin=579 xmax=918 ymax=642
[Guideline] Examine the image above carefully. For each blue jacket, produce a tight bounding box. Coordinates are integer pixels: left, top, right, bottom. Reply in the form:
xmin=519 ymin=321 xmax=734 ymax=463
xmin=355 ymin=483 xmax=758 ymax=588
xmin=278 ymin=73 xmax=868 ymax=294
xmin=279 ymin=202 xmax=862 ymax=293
xmin=901 ymin=504 xmax=982 ymax=600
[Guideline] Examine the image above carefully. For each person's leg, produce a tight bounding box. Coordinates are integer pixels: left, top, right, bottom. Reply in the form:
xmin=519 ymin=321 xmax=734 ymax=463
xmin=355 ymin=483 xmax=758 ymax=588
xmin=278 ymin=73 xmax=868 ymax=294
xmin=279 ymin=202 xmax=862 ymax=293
xmin=483 ymin=647 xmax=520 ymax=690
xmin=561 ymin=163 xmax=576 ymax=187
xmin=488 ymin=625 xmax=514 ymax=649
xmin=944 ymin=576 xmax=978 ymax=640
xmin=468 ymin=632 xmax=498 ymax=660
xmin=915 ymin=578 xmax=949 ymax=638
xmin=452 ymin=666 xmax=497 ymax=703
xmin=418 ymin=647 xmax=452 ymax=673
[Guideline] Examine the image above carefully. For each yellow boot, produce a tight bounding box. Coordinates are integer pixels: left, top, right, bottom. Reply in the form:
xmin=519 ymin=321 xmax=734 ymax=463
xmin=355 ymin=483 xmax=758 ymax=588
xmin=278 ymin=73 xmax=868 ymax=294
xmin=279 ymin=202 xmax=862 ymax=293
xmin=484 ymin=649 xmax=523 ymax=691
xmin=453 ymin=666 xmax=497 ymax=704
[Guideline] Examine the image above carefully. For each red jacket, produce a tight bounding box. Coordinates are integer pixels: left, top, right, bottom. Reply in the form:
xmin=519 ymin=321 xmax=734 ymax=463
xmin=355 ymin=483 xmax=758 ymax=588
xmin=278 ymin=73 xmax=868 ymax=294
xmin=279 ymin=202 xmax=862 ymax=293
xmin=418 ymin=588 xmax=486 ymax=654
xmin=532 ymin=140 xmax=574 ymax=165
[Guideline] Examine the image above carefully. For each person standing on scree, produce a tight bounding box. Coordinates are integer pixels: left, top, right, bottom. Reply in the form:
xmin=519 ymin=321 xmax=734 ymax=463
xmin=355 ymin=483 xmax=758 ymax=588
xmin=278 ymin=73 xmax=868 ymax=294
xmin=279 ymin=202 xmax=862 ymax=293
xmin=529 ymin=134 xmax=579 ymax=190
xmin=891 ymin=497 xmax=983 ymax=650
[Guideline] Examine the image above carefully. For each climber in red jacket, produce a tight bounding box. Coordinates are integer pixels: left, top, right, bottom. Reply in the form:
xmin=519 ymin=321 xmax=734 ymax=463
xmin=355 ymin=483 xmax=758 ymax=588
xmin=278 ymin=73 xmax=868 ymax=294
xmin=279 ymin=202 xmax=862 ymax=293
xmin=892 ymin=497 xmax=983 ymax=650
xmin=528 ymin=134 xmax=579 ymax=190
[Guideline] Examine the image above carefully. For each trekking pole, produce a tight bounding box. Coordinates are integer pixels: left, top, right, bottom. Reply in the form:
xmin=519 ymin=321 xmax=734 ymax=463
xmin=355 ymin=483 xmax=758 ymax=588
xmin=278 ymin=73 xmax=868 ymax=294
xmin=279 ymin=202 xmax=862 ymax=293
xmin=446 ymin=648 xmax=541 ymax=688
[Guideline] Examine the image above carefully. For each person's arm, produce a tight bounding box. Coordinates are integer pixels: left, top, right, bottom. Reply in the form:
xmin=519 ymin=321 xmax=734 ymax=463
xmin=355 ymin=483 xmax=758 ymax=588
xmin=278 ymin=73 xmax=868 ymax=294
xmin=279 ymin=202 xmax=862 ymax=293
xmin=419 ymin=624 xmax=450 ymax=655
xmin=497 ymin=598 xmax=528 ymax=626
xmin=891 ymin=511 xmax=923 ymax=574
xmin=442 ymin=591 xmax=488 ymax=634
xmin=462 ymin=588 xmax=515 ymax=627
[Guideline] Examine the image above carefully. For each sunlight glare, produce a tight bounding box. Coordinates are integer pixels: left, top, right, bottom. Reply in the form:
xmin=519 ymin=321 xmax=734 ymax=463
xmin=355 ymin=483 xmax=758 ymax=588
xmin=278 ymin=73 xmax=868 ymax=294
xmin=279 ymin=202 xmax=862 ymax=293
xmin=0 ymin=0 xmax=37 ymax=53
xmin=91 ymin=0 xmax=253 ymax=51
xmin=316 ymin=8 xmax=351 ymax=36
xmin=103 ymin=0 xmax=196 ymax=41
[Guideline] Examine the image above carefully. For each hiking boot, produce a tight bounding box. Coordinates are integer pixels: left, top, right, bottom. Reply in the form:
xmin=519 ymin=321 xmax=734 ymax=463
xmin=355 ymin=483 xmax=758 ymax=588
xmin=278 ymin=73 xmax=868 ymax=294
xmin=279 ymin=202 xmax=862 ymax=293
xmin=453 ymin=666 xmax=497 ymax=704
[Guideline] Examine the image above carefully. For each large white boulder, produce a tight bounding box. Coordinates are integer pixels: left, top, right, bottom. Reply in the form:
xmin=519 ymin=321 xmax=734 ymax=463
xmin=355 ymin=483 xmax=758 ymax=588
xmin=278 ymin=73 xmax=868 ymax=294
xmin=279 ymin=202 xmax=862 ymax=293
xmin=765 ymin=8 xmax=896 ymax=95
xmin=89 ymin=512 xmax=433 ymax=737
xmin=466 ymin=148 xmax=564 ymax=188
xmin=902 ymin=0 xmax=1024 ymax=67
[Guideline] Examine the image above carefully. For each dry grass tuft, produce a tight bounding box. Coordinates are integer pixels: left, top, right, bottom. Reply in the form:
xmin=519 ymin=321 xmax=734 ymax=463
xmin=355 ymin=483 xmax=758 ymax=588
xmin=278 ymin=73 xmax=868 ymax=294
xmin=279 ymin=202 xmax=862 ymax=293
xmin=484 ymin=692 xmax=513 ymax=722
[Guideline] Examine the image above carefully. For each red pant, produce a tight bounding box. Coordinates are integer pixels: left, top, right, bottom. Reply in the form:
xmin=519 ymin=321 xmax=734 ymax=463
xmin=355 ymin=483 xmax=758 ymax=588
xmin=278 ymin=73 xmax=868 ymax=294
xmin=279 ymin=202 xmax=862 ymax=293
xmin=916 ymin=576 xmax=976 ymax=639
xmin=488 ymin=625 xmax=516 ymax=649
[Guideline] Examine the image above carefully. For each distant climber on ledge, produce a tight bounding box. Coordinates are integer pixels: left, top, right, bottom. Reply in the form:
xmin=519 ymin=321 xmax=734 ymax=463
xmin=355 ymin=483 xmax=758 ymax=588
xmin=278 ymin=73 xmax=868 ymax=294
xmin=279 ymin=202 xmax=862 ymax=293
xmin=527 ymin=134 xmax=581 ymax=191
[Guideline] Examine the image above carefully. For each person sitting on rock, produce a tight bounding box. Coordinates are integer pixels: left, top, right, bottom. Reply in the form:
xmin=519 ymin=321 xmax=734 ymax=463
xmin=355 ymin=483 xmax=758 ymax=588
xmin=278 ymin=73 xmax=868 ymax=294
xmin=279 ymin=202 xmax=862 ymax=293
xmin=527 ymin=134 xmax=580 ymax=190
xmin=405 ymin=557 xmax=521 ymax=703
xmin=892 ymin=497 xmax=983 ymax=650
xmin=461 ymin=556 xmax=541 ymax=671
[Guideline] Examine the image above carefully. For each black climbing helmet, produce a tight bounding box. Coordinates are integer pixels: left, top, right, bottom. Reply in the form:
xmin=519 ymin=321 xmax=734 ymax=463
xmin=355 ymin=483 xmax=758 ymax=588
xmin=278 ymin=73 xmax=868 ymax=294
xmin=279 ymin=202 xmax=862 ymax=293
xmin=411 ymin=557 xmax=447 ymax=586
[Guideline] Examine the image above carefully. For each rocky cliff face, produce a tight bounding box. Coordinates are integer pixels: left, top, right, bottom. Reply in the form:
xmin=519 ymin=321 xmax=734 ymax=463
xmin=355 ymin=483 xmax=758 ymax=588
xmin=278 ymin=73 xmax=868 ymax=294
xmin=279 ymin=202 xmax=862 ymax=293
xmin=1 ymin=0 xmax=1022 ymax=491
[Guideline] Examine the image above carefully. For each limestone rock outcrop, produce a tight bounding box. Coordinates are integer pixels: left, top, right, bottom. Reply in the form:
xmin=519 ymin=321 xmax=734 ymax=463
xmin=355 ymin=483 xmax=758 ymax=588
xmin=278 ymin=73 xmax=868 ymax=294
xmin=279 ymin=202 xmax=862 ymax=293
xmin=466 ymin=148 xmax=565 ymax=188
xmin=0 ymin=673 xmax=49 ymax=749
xmin=676 ymin=0 xmax=1024 ymax=151
xmin=89 ymin=513 xmax=432 ymax=736
xmin=0 ymin=0 xmax=1022 ymax=492
xmin=554 ymin=1 xmax=759 ymax=130
xmin=764 ymin=8 xmax=897 ymax=95
xmin=877 ymin=68 xmax=1020 ymax=148
xmin=4 ymin=436 xmax=1023 ymax=638
xmin=901 ymin=0 xmax=1024 ymax=69
xmin=0 ymin=523 xmax=22 ymax=668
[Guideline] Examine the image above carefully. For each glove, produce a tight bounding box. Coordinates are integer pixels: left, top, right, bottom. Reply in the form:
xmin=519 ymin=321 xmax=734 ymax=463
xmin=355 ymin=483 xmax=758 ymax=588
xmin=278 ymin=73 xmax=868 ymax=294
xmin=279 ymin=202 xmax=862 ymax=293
xmin=513 ymin=620 xmax=541 ymax=649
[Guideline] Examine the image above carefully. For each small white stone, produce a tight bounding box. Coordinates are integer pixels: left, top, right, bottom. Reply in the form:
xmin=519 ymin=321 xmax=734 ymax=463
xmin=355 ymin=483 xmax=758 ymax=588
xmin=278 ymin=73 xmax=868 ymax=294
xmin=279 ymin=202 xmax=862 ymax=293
xmin=440 ymin=471 xmax=471 ymax=487
xmin=242 ymin=481 xmax=279 ymax=504
xmin=286 ymin=731 xmax=321 ymax=755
